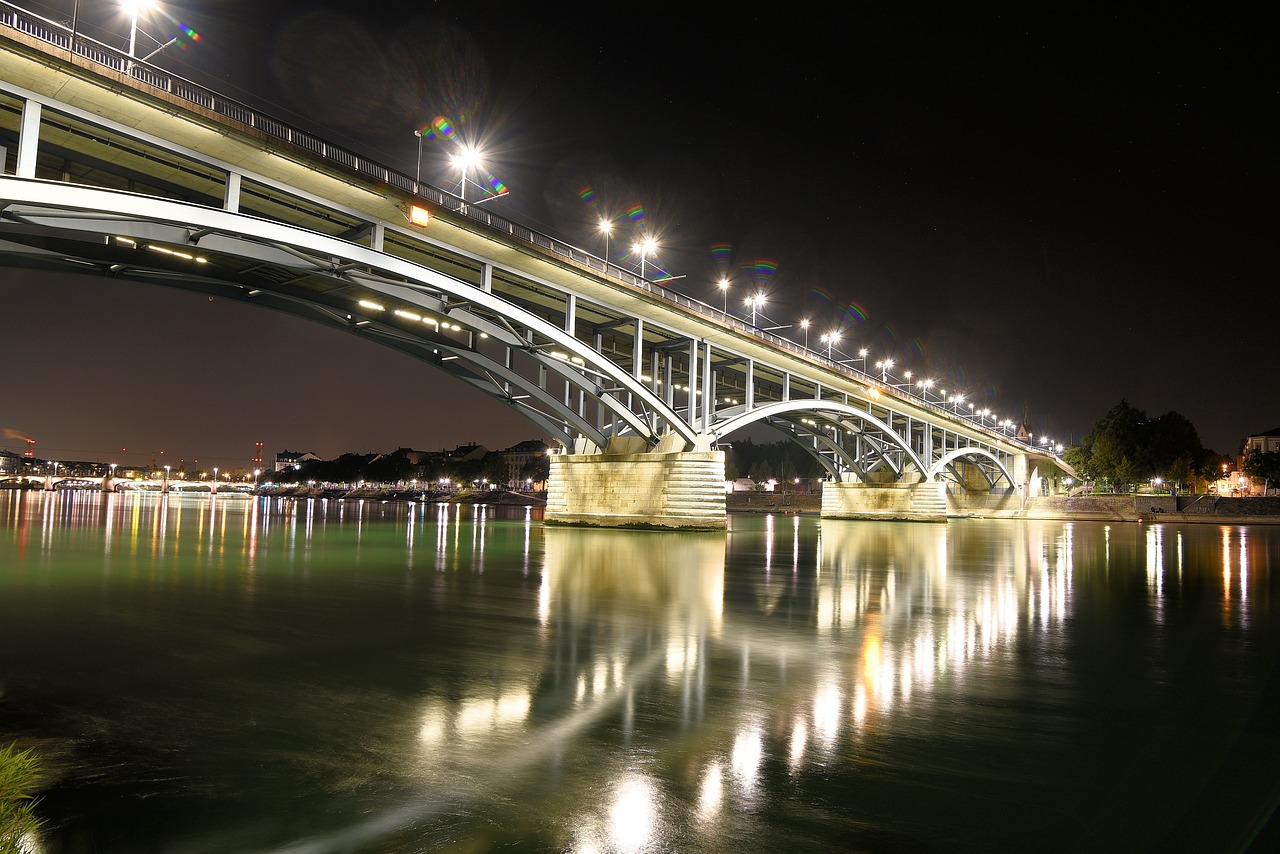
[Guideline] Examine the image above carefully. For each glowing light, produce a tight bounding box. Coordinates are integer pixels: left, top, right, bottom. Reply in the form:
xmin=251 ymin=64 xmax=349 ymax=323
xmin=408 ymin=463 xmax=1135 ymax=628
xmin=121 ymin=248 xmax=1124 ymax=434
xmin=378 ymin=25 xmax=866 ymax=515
xmin=608 ymin=775 xmax=657 ymax=853
xmin=697 ymin=762 xmax=723 ymax=820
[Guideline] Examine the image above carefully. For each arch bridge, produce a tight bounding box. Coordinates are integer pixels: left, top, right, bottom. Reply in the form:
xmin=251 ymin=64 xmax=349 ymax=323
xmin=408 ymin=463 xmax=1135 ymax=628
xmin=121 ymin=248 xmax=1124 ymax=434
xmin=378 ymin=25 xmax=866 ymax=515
xmin=0 ymin=6 xmax=1071 ymax=528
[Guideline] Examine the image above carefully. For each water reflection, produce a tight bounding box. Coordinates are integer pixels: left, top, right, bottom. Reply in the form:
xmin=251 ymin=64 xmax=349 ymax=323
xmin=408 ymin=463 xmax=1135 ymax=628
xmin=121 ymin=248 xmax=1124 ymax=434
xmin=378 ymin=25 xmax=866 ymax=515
xmin=1 ymin=491 xmax=1276 ymax=853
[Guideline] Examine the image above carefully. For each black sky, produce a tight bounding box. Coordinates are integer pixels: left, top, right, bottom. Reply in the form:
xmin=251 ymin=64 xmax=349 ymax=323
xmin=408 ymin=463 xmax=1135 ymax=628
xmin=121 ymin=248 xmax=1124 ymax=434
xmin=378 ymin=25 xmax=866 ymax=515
xmin=2 ymin=1 xmax=1273 ymax=471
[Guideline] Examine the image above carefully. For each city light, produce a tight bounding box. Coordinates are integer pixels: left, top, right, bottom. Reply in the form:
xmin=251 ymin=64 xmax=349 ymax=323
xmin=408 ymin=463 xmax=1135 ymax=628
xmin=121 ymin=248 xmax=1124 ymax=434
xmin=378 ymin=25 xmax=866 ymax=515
xmin=598 ymin=218 xmax=613 ymax=266
xmin=632 ymin=234 xmax=658 ymax=279
xmin=821 ymin=330 xmax=841 ymax=359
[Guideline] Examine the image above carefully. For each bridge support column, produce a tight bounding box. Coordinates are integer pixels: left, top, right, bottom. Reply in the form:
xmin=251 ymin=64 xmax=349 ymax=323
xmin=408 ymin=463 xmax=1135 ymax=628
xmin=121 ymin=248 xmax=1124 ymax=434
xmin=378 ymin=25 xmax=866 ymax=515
xmin=545 ymin=443 xmax=726 ymax=530
xmin=820 ymin=479 xmax=947 ymax=522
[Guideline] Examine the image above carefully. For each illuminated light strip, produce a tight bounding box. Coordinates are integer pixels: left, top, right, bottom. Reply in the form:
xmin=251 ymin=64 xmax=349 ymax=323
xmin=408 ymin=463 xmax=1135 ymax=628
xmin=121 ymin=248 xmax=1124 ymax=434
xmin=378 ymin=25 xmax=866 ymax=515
xmin=358 ymin=300 xmax=385 ymax=311
xmin=145 ymin=244 xmax=207 ymax=263
xmin=395 ymin=309 xmax=422 ymax=321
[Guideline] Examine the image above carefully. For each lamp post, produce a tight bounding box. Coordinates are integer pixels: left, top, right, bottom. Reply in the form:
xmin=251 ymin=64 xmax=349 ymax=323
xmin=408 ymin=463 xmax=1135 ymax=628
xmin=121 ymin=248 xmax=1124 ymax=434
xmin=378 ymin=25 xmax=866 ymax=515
xmin=632 ymin=234 xmax=657 ymax=279
xmin=747 ymin=293 xmax=765 ymax=326
xmin=822 ymin=330 xmax=841 ymax=359
xmin=876 ymin=358 xmax=894 ymax=382
xmin=451 ymin=145 xmax=481 ymax=203
xmin=857 ymin=348 xmax=868 ymax=373
xmin=902 ymin=369 xmax=912 ymax=391
xmin=124 ymin=0 xmax=156 ymax=59
xmin=800 ymin=318 xmax=810 ymax=349
xmin=413 ymin=128 xmax=423 ymax=183
xmin=598 ymin=218 xmax=613 ymax=267
xmin=717 ymin=278 xmax=730 ymax=313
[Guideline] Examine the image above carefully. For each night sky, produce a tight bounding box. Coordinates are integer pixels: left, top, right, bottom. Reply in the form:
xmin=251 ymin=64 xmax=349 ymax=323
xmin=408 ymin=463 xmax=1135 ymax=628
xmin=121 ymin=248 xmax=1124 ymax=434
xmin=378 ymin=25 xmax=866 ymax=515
xmin=2 ymin=2 xmax=1272 ymax=472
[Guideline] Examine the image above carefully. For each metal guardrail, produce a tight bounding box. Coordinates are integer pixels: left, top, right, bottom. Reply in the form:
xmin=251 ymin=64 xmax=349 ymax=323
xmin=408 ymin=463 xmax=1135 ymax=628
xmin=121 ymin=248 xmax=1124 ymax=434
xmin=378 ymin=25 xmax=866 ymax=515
xmin=0 ymin=1 xmax=1045 ymax=454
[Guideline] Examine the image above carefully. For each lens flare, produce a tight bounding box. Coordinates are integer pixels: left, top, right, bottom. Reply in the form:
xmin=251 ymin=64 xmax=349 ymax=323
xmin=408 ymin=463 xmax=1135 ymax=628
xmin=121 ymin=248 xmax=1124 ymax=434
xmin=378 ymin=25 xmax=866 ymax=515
xmin=842 ymin=301 xmax=868 ymax=324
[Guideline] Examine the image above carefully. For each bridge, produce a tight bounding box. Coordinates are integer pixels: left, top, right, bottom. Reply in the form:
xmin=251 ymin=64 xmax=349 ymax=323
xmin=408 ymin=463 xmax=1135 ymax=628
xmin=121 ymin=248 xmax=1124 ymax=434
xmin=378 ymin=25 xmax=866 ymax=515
xmin=0 ymin=3 xmax=1071 ymax=529
xmin=3 ymin=473 xmax=254 ymax=493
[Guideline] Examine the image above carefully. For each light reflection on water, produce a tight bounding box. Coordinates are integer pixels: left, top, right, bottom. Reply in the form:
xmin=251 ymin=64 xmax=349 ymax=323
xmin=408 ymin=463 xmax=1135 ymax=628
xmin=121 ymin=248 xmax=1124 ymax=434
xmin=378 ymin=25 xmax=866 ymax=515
xmin=0 ymin=490 xmax=1277 ymax=853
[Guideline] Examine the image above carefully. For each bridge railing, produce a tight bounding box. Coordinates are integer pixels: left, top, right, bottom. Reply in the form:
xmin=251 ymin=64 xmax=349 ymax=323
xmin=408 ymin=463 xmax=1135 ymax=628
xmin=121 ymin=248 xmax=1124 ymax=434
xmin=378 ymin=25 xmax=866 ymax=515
xmin=1 ymin=2 xmax=1044 ymax=454
xmin=1 ymin=8 xmax=835 ymax=350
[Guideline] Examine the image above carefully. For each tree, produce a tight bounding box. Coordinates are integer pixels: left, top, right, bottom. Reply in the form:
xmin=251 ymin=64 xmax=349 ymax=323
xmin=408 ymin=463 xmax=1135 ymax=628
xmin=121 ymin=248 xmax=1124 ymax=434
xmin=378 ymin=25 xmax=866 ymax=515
xmin=1072 ymin=399 xmax=1213 ymax=492
xmin=1166 ymin=456 xmax=1193 ymax=492
xmin=518 ymin=454 xmax=550 ymax=486
xmin=1243 ymin=449 xmax=1280 ymax=495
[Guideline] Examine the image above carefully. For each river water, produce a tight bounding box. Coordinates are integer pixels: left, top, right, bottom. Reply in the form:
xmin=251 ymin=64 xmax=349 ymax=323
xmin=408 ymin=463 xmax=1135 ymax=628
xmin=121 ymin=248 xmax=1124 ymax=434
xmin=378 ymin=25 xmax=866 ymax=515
xmin=1 ymin=489 xmax=1276 ymax=853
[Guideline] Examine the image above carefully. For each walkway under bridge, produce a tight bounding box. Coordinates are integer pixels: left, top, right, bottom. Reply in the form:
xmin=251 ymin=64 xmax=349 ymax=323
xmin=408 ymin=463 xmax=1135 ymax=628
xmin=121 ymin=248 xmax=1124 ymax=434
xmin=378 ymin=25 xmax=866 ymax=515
xmin=0 ymin=7 xmax=1071 ymax=528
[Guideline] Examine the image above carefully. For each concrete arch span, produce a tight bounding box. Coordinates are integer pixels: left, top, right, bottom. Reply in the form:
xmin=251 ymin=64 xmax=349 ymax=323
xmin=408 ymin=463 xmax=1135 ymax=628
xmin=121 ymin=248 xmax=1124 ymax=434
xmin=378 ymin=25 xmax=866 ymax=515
xmin=0 ymin=177 xmax=701 ymax=451
xmin=710 ymin=398 xmax=930 ymax=484
xmin=929 ymin=446 xmax=1016 ymax=492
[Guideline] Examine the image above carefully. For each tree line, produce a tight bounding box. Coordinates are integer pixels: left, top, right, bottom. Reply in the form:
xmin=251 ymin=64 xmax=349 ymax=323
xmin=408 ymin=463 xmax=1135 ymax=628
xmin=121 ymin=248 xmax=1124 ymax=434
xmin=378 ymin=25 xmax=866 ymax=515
xmin=1063 ymin=399 xmax=1231 ymax=493
xmin=267 ymin=447 xmax=549 ymax=488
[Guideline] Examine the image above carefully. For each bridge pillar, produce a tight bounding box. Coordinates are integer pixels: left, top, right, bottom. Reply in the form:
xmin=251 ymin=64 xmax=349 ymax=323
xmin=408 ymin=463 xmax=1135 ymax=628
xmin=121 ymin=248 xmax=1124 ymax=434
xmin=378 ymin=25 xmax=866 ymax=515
xmin=820 ymin=479 xmax=947 ymax=522
xmin=43 ymin=475 xmax=55 ymax=492
xmin=545 ymin=440 xmax=726 ymax=530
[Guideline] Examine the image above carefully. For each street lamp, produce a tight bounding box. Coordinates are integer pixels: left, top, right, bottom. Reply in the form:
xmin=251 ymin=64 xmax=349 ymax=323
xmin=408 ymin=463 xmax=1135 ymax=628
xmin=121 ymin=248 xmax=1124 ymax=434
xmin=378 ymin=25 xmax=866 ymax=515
xmin=632 ymin=234 xmax=658 ymax=279
xmin=800 ymin=318 xmax=810 ymax=350
xmin=598 ymin=218 xmax=613 ymax=267
xmin=917 ymin=378 xmax=935 ymax=401
xmin=450 ymin=145 xmax=482 ymax=203
xmin=902 ymin=369 xmax=912 ymax=391
xmin=876 ymin=358 xmax=894 ymax=382
xmin=821 ymin=330 xmax=841 ymax=359
xmin=856 ymin=349 xmax=869 ymax=373
xmin=745 ymin=292 xmax=766 ymax=326
xmin=124 ymin=0 xmax=156 ymax=59
xmin=413 ymin=128 xmax=424 ymax=183
xmin=717 ymin=278 xmax=730 ymax=313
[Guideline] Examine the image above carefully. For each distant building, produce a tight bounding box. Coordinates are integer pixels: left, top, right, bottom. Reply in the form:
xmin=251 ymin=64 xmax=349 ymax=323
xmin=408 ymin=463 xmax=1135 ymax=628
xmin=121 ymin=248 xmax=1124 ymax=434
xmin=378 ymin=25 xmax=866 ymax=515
xmin=275 ymin=450 xmax=320 ymax=472
xmin=1244 ymin=427 xmax=1280 ymax=456
xmin=500 ymin=439 xmax=549 ymax=489
xmin=443 ymin=443 xmax=489 ymax=463
xmin=0 ymin=449 xmax=20 ymax=475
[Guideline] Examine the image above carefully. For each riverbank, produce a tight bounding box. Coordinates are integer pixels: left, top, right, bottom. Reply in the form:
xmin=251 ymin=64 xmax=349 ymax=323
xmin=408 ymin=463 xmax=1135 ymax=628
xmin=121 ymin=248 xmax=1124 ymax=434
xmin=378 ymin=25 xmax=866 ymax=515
xmin=726 ymin=490 xmax=1280 ymax=525
xmin=256 ymin=485 xmax=546 ymax=505
xmin=250 ymin=486 xmax=1280 ymax=524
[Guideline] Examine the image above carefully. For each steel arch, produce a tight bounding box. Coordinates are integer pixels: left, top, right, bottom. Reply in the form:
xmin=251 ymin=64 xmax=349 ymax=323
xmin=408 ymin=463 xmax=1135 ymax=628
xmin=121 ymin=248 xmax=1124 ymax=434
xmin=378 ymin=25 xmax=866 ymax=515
xmin=928 ymin=447 xmax=1016 ymax=490
xmin=712 ymin=399 xmax=931 ymax=482
xmin=0 ymin=176 xmax=702 ymax=449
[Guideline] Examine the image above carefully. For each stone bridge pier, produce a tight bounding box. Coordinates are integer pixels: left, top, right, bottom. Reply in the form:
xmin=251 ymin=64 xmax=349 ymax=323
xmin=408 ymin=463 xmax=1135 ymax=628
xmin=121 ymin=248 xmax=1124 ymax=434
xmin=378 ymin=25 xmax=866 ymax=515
xmin=545 ymin=436 xmax=727 ymax=530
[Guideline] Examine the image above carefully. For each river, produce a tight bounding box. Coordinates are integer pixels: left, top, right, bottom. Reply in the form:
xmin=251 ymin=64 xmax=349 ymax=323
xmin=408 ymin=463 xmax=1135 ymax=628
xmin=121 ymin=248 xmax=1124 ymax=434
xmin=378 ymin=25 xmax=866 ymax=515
xmin=1 ymin=489 xmax=1277 ymax=853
